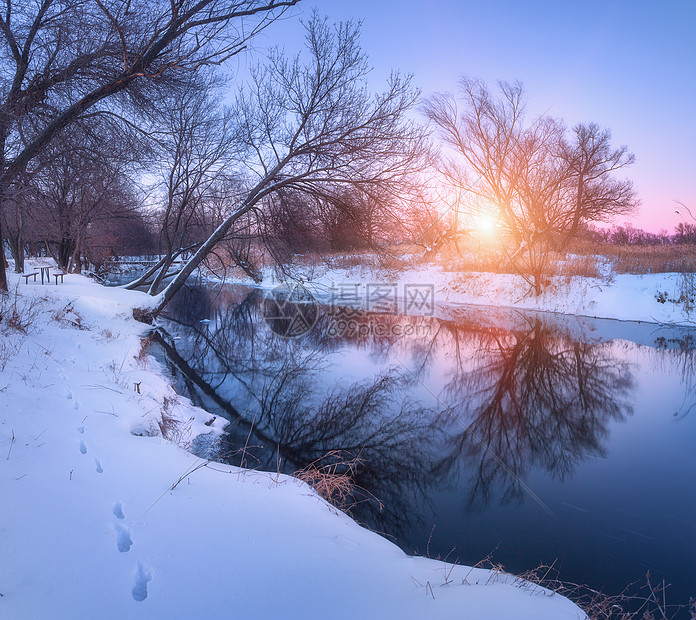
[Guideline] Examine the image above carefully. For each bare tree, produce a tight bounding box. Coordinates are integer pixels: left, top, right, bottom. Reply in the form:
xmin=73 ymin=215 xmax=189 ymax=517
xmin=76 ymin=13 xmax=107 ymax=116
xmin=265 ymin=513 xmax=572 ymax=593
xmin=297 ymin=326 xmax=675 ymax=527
xmin=146 ymin=79 xmax=235 ymax=295
xmin=425 ymin=77 xmax=637 ymax=294
xmin=84 ymin=209 xmax=157 ymax=272
xmin=0 ymin=0 xmax=300 ymax=290
xmin=23 ymin=118 xmax=143 ymax=272
xmin=0 ymin=179 xmax=29 ymax=272
xmin=560 ymin=122 xmax=636 ymax=243
xmin=130 ymin=14 xmax=429 ymax=318
xmin=258 ymin=184 xmax=411 ymax=255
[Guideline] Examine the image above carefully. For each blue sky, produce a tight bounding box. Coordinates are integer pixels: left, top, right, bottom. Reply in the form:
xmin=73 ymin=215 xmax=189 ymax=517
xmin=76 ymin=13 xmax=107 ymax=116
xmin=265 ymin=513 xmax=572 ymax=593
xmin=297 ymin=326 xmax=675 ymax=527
xmin=254 ymin=0 xmax=696 ymax=232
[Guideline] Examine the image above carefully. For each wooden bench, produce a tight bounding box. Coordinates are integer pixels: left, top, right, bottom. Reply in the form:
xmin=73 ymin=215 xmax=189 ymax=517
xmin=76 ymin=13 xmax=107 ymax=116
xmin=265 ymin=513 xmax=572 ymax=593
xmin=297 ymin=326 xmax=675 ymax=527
xmin=22 ymin=272 xmax=39 ymax=284
xmin=53 ymin=272 xmax=65 ymax=284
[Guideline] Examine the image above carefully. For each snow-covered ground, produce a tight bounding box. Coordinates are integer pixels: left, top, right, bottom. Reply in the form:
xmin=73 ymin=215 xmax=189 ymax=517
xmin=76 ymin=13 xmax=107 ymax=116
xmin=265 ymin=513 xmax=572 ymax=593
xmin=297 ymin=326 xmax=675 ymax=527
xmin=1 ymin=264 xmax=586 ymax=619
xmin=218 ymin=257 xmax=696 ymax=326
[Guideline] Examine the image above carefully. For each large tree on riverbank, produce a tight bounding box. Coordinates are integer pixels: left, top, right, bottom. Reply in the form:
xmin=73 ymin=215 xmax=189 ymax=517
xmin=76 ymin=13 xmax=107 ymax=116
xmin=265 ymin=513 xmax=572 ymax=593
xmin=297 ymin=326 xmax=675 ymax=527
xmin=0 ymin=0 xmax=300 ymax=291
xmin=424 ymin=78 xmax=637 ymax=294
xmin=128 ymin=14 xmax=430 ymax=317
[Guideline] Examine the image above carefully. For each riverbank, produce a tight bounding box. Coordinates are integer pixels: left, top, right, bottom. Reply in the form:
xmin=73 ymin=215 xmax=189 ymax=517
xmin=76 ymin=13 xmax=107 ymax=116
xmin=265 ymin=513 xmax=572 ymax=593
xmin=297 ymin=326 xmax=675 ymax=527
xmin=1 ymin=265 xmax=585 ymax=618
xmin=212 ymin=257 xmax=696 ymax=326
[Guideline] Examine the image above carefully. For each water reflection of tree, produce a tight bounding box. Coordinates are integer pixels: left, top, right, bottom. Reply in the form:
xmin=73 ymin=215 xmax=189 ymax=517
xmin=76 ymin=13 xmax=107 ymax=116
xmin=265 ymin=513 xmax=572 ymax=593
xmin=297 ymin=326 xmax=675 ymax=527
xmin=249 ymin=367 xmax=440 ymax=532
xmin=653 ymin=333 xmax=696 ymax=419
xmin=157 ymin=289 xmax=442 ymax=535
xmin=432 ymin=320 xmax=634 ymax=509
xmin=159 ymin=284 xmax=637 ymax=522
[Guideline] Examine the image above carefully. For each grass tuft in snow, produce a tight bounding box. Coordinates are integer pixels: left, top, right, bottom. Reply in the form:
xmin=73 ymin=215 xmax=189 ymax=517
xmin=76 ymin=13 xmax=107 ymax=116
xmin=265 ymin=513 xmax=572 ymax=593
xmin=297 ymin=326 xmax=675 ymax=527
xmin=158 ymin=396 xmax=194 ymax=445
xmin=293 ymin=450 xmax=384 ymax=515
xmin=0 ymin=284 xmax=43 ymax=334
xmin=134 ymin=335 xmax=152 ymax=368
xmin=52 ymin=301 xmax=87 ymax=330
xmin=513 ymin=563 xmax=694 ymax=620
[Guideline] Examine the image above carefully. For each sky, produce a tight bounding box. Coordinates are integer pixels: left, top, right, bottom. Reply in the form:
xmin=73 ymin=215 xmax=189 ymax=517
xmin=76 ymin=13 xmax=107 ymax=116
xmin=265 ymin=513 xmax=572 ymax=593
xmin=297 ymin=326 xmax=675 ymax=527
xmin=251 ymin=0 xmax=696 ymax=233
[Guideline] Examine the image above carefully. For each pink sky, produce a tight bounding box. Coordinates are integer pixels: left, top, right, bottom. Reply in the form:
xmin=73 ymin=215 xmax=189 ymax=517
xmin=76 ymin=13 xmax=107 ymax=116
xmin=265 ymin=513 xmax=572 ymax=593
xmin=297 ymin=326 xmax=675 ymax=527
xmin=264 ymin=0 xmax=696 ymax=233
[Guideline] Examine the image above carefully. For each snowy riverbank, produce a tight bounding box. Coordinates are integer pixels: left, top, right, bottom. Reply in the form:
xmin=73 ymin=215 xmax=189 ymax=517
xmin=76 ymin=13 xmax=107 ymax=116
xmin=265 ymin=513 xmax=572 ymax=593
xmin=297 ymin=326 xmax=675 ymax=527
xmin=1 ymin=266 xmax=586 ymax=618
xmin=214 ymin=258 xmax=696 ymax=327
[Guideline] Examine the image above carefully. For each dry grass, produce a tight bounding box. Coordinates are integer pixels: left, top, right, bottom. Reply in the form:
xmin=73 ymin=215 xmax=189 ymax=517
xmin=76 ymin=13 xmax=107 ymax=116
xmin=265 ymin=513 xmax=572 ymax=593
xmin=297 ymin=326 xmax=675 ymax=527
xmin=157 ymin=396 xmax=193 ymax=445
xmin=0 ymin=339 xmax=22 ymax=372
xmin=293 ymin=450 xmax=370 ymax=512
xmin=438 ymin=250 xmax=516 ymax=275
xmin=515 ymin=564 xmax=696 ymax=620
xmin=0 ymin=287 xmax=44 ymax=370
xmin=454 ymin=556 xmax=694 ymax=620
xmin=568 ymin=239 xmax=696 ymax=275
xmin=430 ymin=247 xmax=606 ymax=280
xmin=425 ymin=239 xmax=696 ymax=278
xmin=53 ymin=301 xmax=86 ymax=329
xmin=551 ymin=253 xmax=605 ymax=279
xmin=655 ymin=272 xmax=696 ymax=318
xmin=134 ymin=336 xmax=151 ymax=368
xmin=0 ymin=285 xmax=43 ymax=334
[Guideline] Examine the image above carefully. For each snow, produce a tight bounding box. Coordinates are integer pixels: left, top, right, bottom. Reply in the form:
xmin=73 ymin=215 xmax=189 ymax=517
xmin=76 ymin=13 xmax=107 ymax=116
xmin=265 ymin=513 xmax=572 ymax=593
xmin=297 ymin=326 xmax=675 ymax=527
xmin=221 ymin=257 xmax=696 ymax=326
xmin=0 ymin=263 xmax=587 ymax=619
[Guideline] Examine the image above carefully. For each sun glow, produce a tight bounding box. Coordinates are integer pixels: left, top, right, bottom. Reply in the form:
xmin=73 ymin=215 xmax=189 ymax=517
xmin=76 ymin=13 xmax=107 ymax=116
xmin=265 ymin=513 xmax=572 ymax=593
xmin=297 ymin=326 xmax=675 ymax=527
xmin=471 ymin=211 xmax=500 ymax=239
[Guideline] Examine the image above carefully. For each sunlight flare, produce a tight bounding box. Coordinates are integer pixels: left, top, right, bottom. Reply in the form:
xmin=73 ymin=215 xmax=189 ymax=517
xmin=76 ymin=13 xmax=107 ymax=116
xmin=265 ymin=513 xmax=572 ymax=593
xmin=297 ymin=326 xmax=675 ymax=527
xmin=470 ymin=209 xmax=501 ymax=240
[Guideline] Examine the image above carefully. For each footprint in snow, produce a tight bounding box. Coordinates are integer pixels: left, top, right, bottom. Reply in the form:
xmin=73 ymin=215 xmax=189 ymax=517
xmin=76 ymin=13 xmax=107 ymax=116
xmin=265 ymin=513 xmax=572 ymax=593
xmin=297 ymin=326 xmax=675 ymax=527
xmin=79 ymin=440 xmax=87 ymax=454
xmin=77 ymin=426 xmax=85 ymax=434
xmin=115 ymin=522 xmax=133 ymax=553
xmin=132 ymin=562 xmax=151 ymax=602
xmin=95 ymin=458 xmax=103 ymax=474
xmin=113 ymin=502 xmax=125 ymax=520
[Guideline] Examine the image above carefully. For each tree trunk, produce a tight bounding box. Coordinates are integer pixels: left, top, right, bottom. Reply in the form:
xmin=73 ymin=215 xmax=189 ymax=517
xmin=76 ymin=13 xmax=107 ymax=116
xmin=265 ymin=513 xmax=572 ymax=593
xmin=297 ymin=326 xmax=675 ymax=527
xmin=143 ymin=162 xmax=286 ymax=318
xmin=148 ymin=256 xmax=174 ymax=295
xmin=0 ymin=205 xmax=8 ymax=291
xmin=16 ymin=209 xmax=24 ymax=273
xmin=57 ymin=236 xmax=75 ymax=272
xmin=565 ymin=172 xmax=584 ymax=245
xmin=70 ymin=247 xmax=83 ymax=273
xmin=152 ymin=203 xmax=254 ymax=316
xmin=4 ymin=211 xmax=26 ymax=273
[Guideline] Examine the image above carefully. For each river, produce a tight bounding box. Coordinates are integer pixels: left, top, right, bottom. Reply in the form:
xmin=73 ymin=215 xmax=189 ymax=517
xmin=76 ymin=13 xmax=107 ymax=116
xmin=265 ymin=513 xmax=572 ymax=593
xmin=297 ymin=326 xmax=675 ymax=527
xmin=150 ymin=282 xmax=696 ymax=615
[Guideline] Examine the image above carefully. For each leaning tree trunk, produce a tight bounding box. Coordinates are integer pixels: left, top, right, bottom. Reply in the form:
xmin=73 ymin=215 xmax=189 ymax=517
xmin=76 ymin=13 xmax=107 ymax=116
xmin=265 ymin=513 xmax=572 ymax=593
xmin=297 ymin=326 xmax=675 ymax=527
xmin=140 ymin=162 xmax=287 ymax=320
xmin=148 ymin=255 xmax=174 ymax=295
xmin=150 ymin=197 xmax=260 ymax=317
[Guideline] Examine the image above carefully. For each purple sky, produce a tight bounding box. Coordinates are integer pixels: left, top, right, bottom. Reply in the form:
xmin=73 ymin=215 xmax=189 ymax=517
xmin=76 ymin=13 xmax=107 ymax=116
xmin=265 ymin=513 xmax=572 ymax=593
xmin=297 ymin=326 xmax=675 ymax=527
xmin=257 ymin=0 xmax=696 ymax=233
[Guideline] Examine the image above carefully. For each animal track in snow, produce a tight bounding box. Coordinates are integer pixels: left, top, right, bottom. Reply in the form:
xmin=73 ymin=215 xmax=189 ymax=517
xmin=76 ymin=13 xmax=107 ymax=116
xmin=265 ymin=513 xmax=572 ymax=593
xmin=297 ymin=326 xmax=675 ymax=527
xmin=95 ymin=458 xmax=103 ymax=473
xmin=112 ymin=502 xmax=124 ymax=520
xmin=115 ymin=522 xmax=133 ymax=552
xmin=131 ymin=562 xmax=151 ymax=602
xmin=79 ymin=440 xmax=87 ymax=454
xmin=77 ymin=426 xmax=85 ymax=434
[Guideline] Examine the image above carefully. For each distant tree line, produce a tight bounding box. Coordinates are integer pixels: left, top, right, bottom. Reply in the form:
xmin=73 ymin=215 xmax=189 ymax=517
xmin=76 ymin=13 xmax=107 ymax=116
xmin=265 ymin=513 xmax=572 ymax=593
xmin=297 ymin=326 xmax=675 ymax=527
xmin=582 ymin=222 xmax=696 ymax=246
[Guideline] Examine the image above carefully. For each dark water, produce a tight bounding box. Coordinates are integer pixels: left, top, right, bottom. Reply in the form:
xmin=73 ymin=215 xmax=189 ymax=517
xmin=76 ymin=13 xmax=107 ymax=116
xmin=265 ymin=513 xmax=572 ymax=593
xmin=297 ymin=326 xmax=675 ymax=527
xmin=152 ymin=283 xmax=696 ymax=615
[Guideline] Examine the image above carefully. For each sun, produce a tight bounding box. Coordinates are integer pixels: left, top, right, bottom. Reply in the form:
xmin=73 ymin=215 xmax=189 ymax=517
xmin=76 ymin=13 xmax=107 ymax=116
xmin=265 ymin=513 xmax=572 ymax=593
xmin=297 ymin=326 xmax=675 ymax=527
xmin=471 ymin=211 xmax=500 ymax=238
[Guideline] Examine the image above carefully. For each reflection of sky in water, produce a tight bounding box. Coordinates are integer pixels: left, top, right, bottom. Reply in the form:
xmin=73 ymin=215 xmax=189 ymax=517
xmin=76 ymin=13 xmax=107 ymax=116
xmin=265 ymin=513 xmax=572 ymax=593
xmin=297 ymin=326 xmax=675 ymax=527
xmin=155 ymin=285 xmax=696 ymax=614
xmin=429 ymin=342 xmax=696 ymax=606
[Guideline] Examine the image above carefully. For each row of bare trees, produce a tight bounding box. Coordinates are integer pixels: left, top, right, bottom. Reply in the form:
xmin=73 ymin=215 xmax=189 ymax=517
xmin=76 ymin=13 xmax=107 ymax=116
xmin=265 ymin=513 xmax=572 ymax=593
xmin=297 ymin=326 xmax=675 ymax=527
xmin=122 ymin=14 xmax=429 ymax=315
xmin=2 ymin=116 xmax=154 ymax=273
xmin=1 ymin=0 xmax=641 ymax=313
xmin=0 ymin=0 xmax=303 ymax=289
